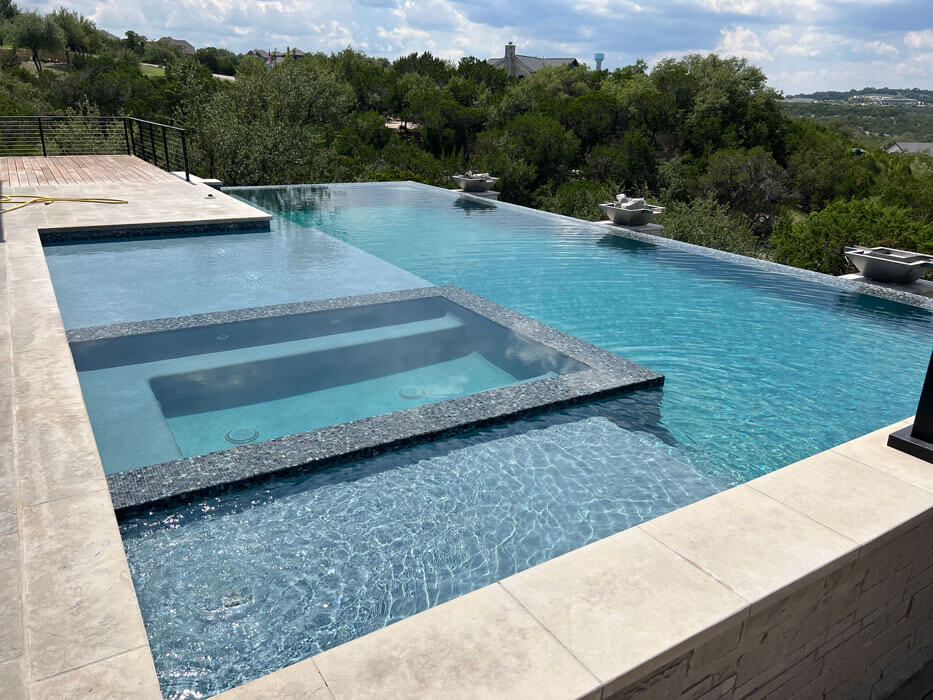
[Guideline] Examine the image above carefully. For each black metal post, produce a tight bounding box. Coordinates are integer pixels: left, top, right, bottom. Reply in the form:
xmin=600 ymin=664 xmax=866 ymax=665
xmin=37 ymin=117 xmax=47 ymax=157
xmin=123 ymin=119 xmax=131 ymax=155
xmin=888 ymin=347 xmax=933 ymax=462
xmin=180 ymin=131 xmax=190 ymax=181
xmin=149 ymin=123 xmax=157 ymax=167
xmin=161 ymin=125 xmax=170 ymax=172
xmin=128 ymin=119 xmax=136 ymax=157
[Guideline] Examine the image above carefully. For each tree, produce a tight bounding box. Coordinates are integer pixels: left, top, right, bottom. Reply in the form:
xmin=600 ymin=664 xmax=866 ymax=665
xmin=785 ymin=120 xmax=878 ymax=211
xmin=0 ymin=0 xmax=18 ymax=45
xmin=10 ymin=11 xmax=64 ymax=72
xmin=122 ymin=30 xmax=146 ymax=56
xmin=194 ymin=47 xmax=238 ymax=75
xmin=0 ymin=0 xmax=18 ymax=22
xmin=50 ymin=8 xmax=96 ymax=63
xmin=49 ymin=54 xmax=163 ymax=114
xmin=392 ymin=52 xmax=454 ymax=85
xmin=699 ymin=147 xmax=787 ymax=219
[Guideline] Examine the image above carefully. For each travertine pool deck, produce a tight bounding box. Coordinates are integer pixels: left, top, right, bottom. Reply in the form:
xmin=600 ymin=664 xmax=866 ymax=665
xmin=1 ymin=159 xmax=931 ymax=698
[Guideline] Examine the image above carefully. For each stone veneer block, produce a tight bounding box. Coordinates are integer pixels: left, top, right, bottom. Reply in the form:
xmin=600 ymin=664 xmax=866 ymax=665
xmin=214 ymin=659 xmax=331 ymax=700
xmin=312 ymin=583 xmax=600 ymax=699
xmin=749 ymin=450 xmax=933 ymax=545
xmin=22 ymin=491 xmax=150 ymax=680
xmin=499 ymin=527 xmax=747 ymax=696
xmin=640 ymin=484 xmax=859 ymax=605
xmin=832 ymin=421 xmax=933 ymax=496
xmin=29 ymin=646 xmax=161 ymax=699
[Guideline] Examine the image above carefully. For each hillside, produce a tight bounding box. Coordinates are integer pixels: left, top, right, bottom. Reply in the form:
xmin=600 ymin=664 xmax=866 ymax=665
xmin=780 ymin=102 xmax=933 ymax=147
xmin=787 ymin=87 xmax=933 ymax=103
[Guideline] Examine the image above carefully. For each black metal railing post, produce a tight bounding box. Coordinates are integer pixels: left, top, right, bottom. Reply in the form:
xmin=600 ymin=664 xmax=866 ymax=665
xmin=127 ymin=118 xmax=136 ymax=157
xmin=161 ymin=125 xmax=170 ymax=173
xmin=180 ymin=131 xmax=190 ymax=181
xmin=123 ymin=118 xmax=131 ymax=155
xmin=888 ymin=347 xmax=933 ymax=462
xmin=37 ymin=117 xmax=47 ymax=157
xmin=148 ymin=123 xmax=157 ymax=167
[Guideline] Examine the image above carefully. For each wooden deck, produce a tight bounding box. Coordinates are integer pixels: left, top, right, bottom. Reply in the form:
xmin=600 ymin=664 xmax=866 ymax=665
xmin=0 ymin=155 xmax=179 ymax=188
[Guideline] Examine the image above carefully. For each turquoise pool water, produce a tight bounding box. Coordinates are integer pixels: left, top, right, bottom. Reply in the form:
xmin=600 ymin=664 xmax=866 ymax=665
xmin=88 ymin=182 xmax=933 ymax=698
xmin=237 ymin=183 xmax=933 ymax=481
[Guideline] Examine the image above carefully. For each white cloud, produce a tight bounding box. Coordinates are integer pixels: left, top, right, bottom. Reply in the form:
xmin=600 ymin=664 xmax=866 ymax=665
xmin=576 ymin=0 xmax=644 ymax=17
xmin=904 ymin=29 xmax=933 ymax=49
xmin=715 ymin=26 xmax=773 ymax=61
xmin=866 ymin=40 xmax=898 ymax=57
xmin=15 ymin=0 xmax=932 ymax=93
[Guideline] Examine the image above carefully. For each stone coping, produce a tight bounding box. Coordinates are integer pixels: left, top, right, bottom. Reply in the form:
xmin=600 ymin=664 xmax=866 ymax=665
xmin=0 ymin=174 xmax=278 ymax=699
xmin=73 ymin=285 xmax=661 ymax=512
xmin=2 ymin=173 xmax=932 ymax=699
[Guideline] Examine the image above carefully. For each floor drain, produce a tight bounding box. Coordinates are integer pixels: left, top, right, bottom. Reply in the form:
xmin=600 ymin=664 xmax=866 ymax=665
xmin=224 ymin=427 xmax=260 ymax=444
xmin=216 ymin=334 xmax=230 ymax=340
xmin=397 ymin=385 xmax=427 ymax=400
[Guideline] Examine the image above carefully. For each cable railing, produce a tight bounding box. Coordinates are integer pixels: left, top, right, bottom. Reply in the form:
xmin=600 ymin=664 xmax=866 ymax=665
xmin=0 ymin=116 xmax=190 ymax=181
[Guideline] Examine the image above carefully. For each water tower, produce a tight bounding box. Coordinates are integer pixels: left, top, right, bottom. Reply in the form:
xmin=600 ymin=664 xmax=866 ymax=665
xmin=594 ymin=52 xmax=605 ymax=71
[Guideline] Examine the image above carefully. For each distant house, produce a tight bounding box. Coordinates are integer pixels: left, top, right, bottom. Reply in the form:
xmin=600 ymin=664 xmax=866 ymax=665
xmin=156 ymin=37 xmax=195 ymax=56
xmin=782 ymin=97 xmax=819 ymax=104
xmin=886 ymin=142 xmax=933 ymax=156
xmin=246 ymin=48 xmax=306 ymax=67
xmin=487 ymin=42 xmax=577 ymax=78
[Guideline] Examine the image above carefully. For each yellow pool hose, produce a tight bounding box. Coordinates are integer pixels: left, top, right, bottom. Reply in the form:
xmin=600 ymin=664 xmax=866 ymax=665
xmin=0 ymin=194 xmax=128 ymax=215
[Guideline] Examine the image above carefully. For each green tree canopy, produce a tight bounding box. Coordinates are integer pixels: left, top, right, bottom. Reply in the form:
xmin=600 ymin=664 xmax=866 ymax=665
xmin=10 ymin=11 xmax=64 ymax=71
xmin=1 ymin=0 xmax=19 ymax=22
xmin=50 ymin=8 xmax=97 ymax=63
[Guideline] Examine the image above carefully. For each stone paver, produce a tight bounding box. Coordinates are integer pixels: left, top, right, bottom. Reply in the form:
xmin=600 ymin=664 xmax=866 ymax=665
xmin=749 ymin=450 xmax=933 ymax=545
xmin=500 ymin=527 xmax=748 ymax=696
xmin=22 ymin=490 xmax=150 ymax=681
xmin=314 ymin=583 xmax=600 ymax=699
xmin=641 ymin=484 xmax=859 ymax=605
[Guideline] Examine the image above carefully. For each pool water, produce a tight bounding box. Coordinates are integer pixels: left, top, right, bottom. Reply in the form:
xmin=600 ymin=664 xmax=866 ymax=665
xmin=122 ymin=411 xmax=725 ymax=698
xmin=80 ymin=182 xmax=933 ymax=698
xmin=240 ymin=183 xmax=933 ymax=481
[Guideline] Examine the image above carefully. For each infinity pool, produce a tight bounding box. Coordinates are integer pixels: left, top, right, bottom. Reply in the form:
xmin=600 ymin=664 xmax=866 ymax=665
xmin=46 ymin=182 xmax=933 ymax=698
xmin=239 ymin=183 xmax=933 ymax=480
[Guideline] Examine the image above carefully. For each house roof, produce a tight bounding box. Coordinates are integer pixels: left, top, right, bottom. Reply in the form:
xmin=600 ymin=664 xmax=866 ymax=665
xmin=157 ymin=37 xmax=196 ymax=55
xmin=887 ymin=142 xmax=933 ymax=155
xmin=486 ymin=54 xmax=577 ymax=74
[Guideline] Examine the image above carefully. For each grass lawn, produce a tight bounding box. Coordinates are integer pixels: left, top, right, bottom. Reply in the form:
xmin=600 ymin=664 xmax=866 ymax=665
xmin=140 ymin=63 xmax=166 ymax=78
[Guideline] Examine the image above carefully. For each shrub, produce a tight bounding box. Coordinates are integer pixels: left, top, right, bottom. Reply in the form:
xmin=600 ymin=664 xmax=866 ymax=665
xmin=656 ymin=198 xmax=763 ymax=258
xmin=538 ymin=180 xmax=616 ymax=221
xmin=772 ymin=198 xmax=933 ymax=275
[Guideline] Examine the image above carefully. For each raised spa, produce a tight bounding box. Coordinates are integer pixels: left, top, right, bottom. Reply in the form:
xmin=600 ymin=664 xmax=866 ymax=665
xmin=70 ymin=294 xmax=596 ymax=475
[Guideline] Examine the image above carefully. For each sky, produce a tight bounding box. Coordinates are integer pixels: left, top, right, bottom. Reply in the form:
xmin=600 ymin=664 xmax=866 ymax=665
xmin=19 ymin=0 xmax=933 ymax=94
